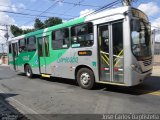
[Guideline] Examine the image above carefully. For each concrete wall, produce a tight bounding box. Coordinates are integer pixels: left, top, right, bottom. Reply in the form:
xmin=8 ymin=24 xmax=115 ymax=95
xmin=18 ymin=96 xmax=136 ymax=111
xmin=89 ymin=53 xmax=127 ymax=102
xmin=0 ymin=56 xmax=8 ymax=65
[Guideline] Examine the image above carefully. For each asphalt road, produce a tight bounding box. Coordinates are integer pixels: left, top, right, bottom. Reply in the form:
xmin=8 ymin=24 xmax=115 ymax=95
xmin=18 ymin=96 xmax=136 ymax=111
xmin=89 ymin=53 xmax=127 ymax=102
xmin=0 ymin=66 xmax=160 ymax=119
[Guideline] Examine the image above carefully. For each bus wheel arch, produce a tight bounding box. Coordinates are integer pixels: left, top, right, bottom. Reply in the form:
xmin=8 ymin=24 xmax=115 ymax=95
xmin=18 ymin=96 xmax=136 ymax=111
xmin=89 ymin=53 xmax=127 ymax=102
xmin=75 ymin=65 xmax=95 ymax=90
xmin=24 ymin=63 xmax=33 ymax=78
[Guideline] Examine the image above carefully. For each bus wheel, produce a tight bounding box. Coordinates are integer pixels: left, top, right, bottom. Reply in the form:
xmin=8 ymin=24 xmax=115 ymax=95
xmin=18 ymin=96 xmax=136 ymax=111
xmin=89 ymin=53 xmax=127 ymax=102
xmin=25 ymin=65 xmax=33 ymax=78
xmin=77 ymin=68 xmax=95 ymax=90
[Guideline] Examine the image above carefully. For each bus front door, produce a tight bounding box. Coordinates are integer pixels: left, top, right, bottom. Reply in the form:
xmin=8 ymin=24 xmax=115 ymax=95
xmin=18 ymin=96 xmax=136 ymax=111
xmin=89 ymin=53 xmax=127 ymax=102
xmin=98 ymin=24 xmax=111 ymax=82
xmin=98 ymin=22 xmax=124 ymax=83
xmin=12 ymin=42 xmax=18 ymax=71
xmin=38 ymin=36 xmax=49 ymax=74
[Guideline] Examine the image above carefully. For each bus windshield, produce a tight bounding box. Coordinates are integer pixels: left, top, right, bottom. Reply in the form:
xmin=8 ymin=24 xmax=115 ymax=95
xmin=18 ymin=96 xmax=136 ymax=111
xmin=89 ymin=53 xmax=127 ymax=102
xmin=131 ymin=19 xmax=152 ymax=59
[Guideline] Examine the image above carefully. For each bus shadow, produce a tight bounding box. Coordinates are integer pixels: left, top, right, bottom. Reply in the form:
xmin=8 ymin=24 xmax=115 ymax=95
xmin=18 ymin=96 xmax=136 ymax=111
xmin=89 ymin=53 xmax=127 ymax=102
xmin=18 ymin=73 xmax=160 ymax=96
xmin=18 ymin=73 xmax=78 ymax=87
xmin=102 ymin=76 xmax=160 ymax=96
xmin=48 ymin=77 xmax=79 ymax=87
xmin=18 ymin=73 xmax=40 ymax=79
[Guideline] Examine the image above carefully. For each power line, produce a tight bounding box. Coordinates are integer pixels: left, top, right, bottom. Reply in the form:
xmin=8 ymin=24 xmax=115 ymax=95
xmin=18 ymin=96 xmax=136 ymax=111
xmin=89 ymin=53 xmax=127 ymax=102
xmin=60 ymin=1 xmax=101 ymax=8
xmin=61 ymin=0 xmax=85 ymax=16
xmin=82 ymin=0 xmax=121 ymax=17
xmin=65 ymin=0 xmax=121 ymax=20
xmin=21 ymin=0 xmax=122 ymax=28
xmin=22 ymin=0 xmax=60 ymax=26
xmin=0 ymin=9 xmax=72 ymax=20
xmin=0 ymin=4 xmax=76 ymax=17
xmin=0 ymin=10 xmax=57 ymax=18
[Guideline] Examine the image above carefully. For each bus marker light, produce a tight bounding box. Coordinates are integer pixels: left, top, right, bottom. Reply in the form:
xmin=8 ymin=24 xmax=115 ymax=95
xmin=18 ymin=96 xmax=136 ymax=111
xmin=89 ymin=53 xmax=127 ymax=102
xmin=114 ymin=68 xmax=119 ymax=71
xmin=102 ymin=68 xmax=109 ymax=71
xmin=118 ymin=68 xmax=123 ymax=71
xmin=114 ymin=68 xmax=123 ymax=72
xmin=41 ymin=74 xmax=50 ymax=78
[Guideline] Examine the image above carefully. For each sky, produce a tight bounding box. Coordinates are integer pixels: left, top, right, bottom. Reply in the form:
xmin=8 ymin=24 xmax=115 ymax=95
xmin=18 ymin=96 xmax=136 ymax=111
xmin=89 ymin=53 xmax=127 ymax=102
xmin=0 ymin=0 xmax=160 ymax=51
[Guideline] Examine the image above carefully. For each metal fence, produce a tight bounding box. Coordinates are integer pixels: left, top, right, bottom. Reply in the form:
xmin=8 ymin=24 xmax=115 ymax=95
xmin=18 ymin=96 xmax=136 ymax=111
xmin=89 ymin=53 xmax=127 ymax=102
xmin=154 ymin=42 xmax=160 ymax=64
xmin=153 ymin=42 xmax=160 ymax=75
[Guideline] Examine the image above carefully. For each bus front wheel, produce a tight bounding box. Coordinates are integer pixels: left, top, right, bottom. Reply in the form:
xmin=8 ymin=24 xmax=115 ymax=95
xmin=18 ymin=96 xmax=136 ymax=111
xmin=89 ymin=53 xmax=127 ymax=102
xmin=77 ymin=68 xmax=95 ymax=90
xmin=25 ymin=65 xmax=33 ymax=78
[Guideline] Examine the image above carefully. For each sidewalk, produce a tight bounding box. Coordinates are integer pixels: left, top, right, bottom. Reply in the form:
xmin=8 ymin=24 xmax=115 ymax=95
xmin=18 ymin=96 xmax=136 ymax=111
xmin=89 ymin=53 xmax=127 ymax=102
xmin=0 ymin=64 xmax=9 ymax=67
xmin=152 ymin=66 xmax=160 ymax=76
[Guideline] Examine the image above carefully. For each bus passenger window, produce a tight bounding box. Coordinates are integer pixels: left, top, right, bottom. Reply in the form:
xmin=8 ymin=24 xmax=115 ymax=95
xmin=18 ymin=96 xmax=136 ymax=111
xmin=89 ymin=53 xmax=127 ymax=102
xmin=71 ymin=22 xmax=94 ymax=48
xmin=52 ymin=28 xmax=69 ymax=50
xmin=19 ymin=39 xmax=26 ymax=52
xmin=27 ymin=36 xmax=36 ymax=52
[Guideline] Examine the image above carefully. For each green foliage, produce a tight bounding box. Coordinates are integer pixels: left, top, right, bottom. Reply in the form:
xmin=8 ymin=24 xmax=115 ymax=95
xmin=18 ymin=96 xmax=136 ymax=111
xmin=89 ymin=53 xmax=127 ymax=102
xmin=44 ymin=17 xmax=62 ymax=28
xmin=10 ymin=25 xmax=23 ymax=37
xmin=34 ymin=18 xmax=44 ymax=30
xmin=10 ymin=17 xmax=63 ymax=36
xmin=23 ymin=29 xmax=34 ymax=34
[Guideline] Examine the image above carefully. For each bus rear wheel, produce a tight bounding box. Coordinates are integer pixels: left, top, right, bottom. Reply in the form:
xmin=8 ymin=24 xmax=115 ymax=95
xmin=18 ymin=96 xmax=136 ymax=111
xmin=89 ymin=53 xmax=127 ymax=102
xmin=25 ymin=65 xmax=33 ymax=78
xmin=77 ymin=68 xmax=95 ymax=90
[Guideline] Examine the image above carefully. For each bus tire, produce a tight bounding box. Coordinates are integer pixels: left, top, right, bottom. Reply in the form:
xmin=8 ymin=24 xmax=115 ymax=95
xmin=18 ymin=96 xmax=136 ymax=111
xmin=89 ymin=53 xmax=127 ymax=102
xmin=25 ymin=65 xmax=33 ymax=78
xmin=77 ymin=68 xmax=95 ymax=90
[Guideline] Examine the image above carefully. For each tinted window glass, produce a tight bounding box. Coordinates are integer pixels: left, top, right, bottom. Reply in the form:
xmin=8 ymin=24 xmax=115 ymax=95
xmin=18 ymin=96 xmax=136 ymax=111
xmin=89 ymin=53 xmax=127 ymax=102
xmin=112 ymin=22 xmax=123 ymax=56
xmin=19 ymin=39 xmax=26 ymax=52
xmin=131 ymin=19 xmax=151 ymax=57
xmin=44 ymin=37 xmax=49 ymax=57
xmin=27 ymin=36 xmax=36 ymax=51
xmin=71 ymin=22 xmax=93 ymax=48
xmin=52 ymin=28 xmax=69 ymax=49
xmin=38 ymin=37 xmax=43 ymax=57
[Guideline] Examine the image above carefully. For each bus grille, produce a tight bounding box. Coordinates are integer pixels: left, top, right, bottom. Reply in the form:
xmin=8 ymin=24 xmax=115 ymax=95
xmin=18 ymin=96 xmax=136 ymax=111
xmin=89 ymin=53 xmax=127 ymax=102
xmin=143 ymin=59 xmax=152 ymax=66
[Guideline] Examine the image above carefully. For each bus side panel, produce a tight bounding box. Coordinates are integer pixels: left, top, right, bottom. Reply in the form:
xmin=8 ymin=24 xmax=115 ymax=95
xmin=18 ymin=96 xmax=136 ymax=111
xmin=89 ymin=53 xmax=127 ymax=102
xmin=50 ymin=48 xmax=75 ymax=79
xmin=69 ymin=24 xmax=99 ymax=82
xmin=123 ymin=16 xmax=132 ymax=86
xmin=16 ymin=51 xmax=39 ymax=74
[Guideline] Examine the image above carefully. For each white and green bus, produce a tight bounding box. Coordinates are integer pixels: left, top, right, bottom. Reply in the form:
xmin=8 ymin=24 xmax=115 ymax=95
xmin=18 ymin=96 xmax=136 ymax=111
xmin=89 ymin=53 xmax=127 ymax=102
xmin=9 ymin=6 xmax=153 ymax=89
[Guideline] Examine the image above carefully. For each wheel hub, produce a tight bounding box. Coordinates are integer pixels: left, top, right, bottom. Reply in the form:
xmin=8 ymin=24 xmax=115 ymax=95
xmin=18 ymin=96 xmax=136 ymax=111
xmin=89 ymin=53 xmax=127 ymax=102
xmin=26 ymin=68 xmax=31 ymax=77
xmin=80 ymin=72 xmax=90 ymax=85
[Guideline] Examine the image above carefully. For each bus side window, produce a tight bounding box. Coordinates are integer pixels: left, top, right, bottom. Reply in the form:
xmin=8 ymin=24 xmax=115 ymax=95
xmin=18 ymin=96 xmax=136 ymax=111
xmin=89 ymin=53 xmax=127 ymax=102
xmin=52 ymin=28 xmax=69 ymax=49
xmin=27 ymin=36 xmax=36 ymax=52
xmin=19 ymin=39 xmax=26 ymax=52
xmin=71 ymin=22 xmax=94 ymax=48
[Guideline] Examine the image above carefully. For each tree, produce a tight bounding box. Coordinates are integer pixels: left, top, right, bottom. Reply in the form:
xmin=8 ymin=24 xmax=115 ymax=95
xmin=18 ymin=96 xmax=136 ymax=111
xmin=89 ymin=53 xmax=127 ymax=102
xmin=44 ymin=17 xmax=62 ymax=28
xmin=11 ymin=17 xmax=63 ymax=36
xmin=23 ymin=29 xmax=34 ymax=34
xmin=10 ymin=25 xmax=23 ymax=37
xmin=34 ymin=18 xmax=44 ymax=30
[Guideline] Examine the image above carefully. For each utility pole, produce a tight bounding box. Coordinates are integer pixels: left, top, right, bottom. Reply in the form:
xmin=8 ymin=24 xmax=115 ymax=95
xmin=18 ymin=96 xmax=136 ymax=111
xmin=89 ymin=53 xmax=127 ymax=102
xmin=5 ymin=25 xmax=9 ymax=46
xmin=0 ymin=25 xmax=9 ymax=53
xmin=1 ymin=43 xmax=4 ymax=54
xmin=123 ymin=0 xmax=132 ymax=6
xmin=0 ymin=24 xmax=10 ymax=65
